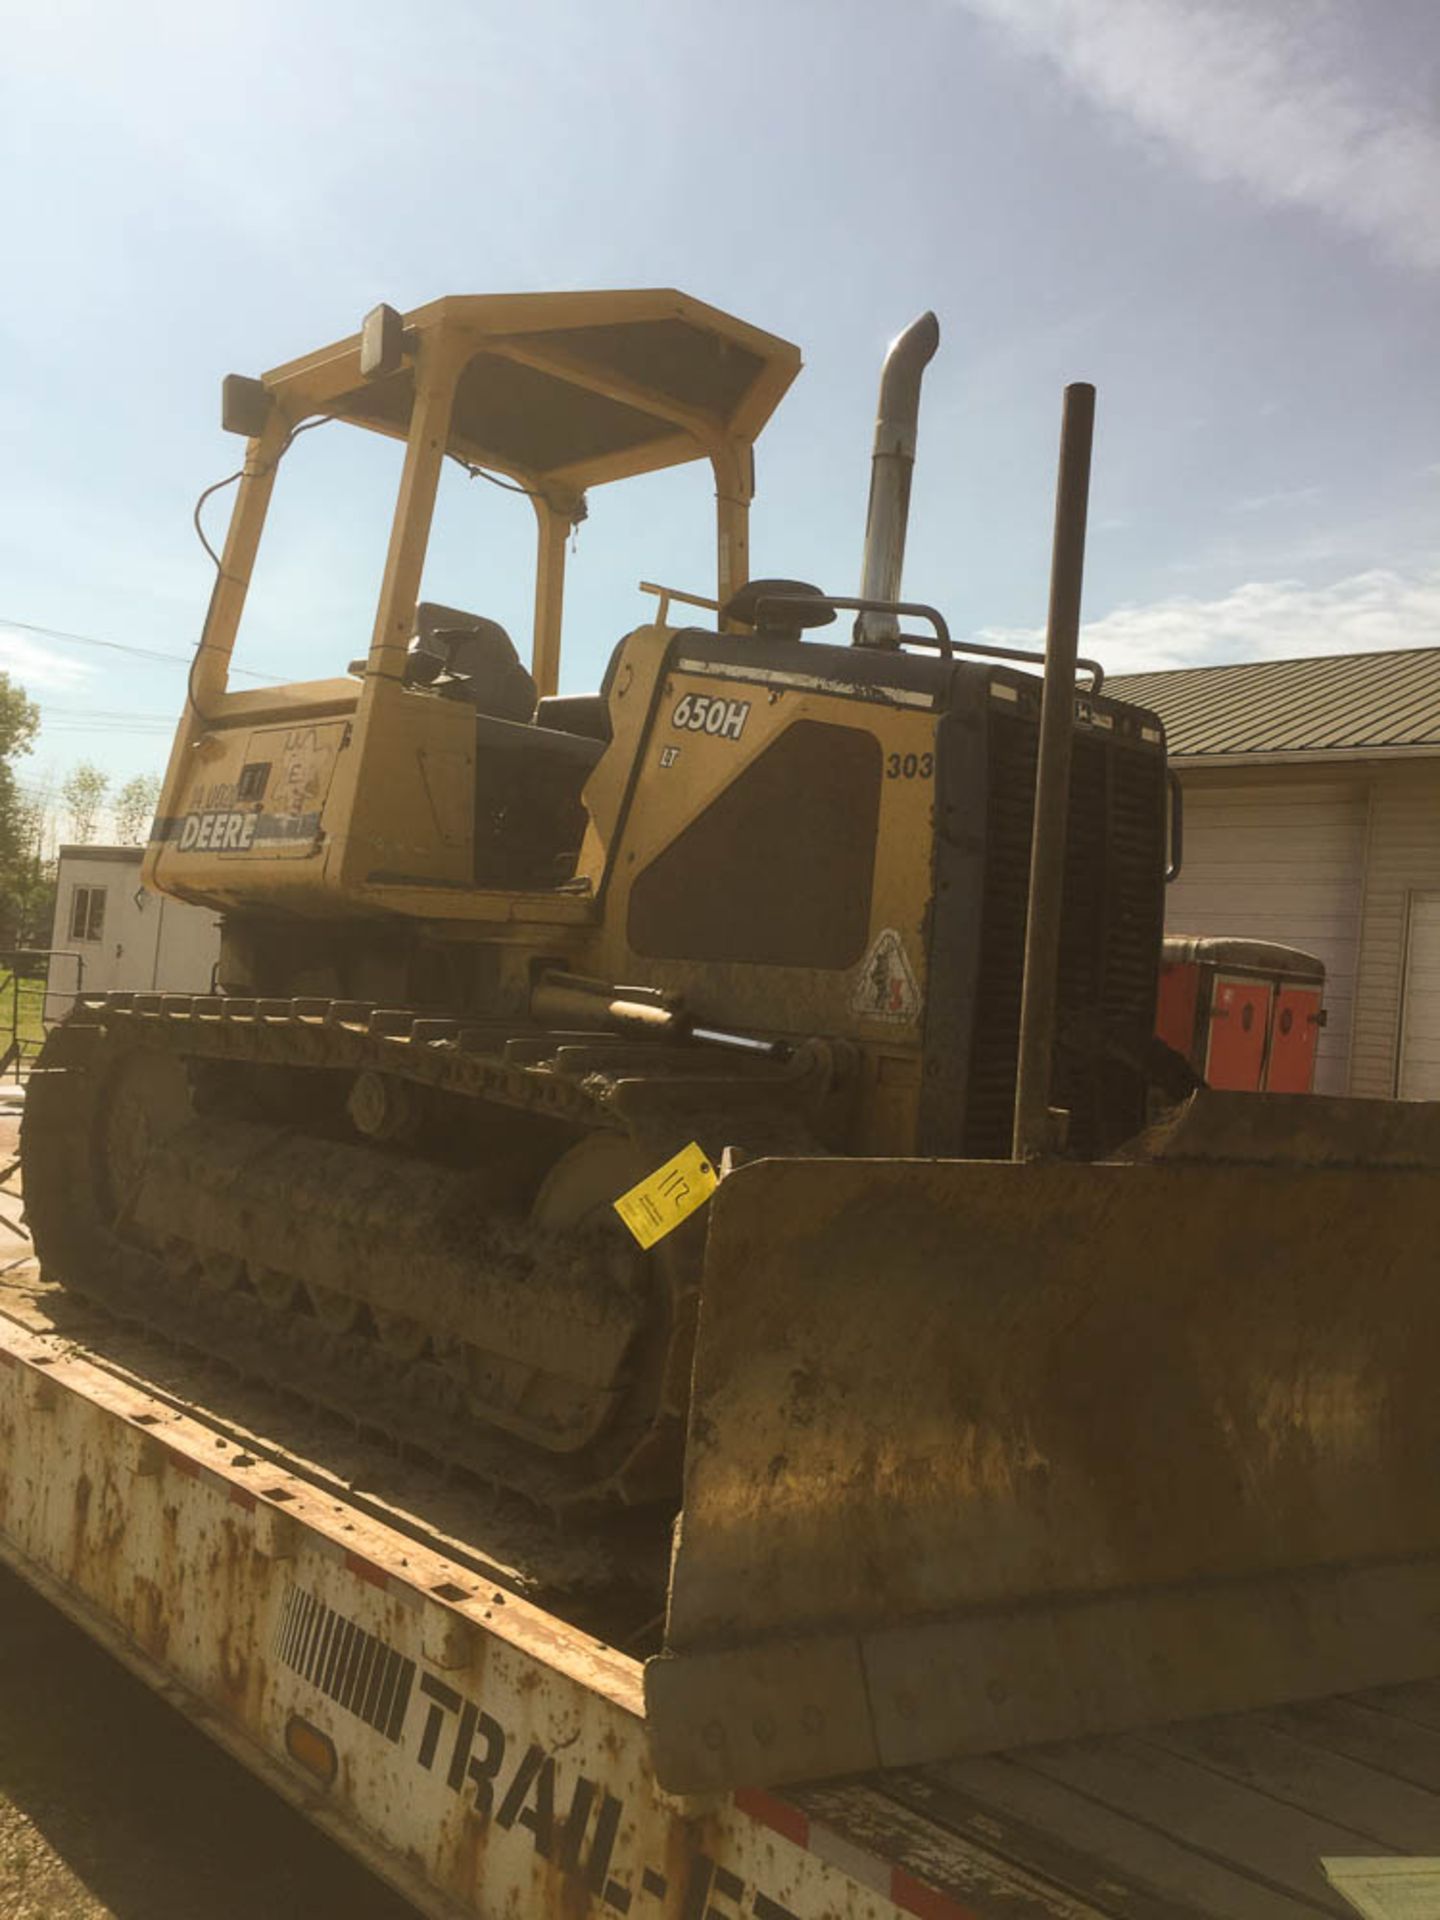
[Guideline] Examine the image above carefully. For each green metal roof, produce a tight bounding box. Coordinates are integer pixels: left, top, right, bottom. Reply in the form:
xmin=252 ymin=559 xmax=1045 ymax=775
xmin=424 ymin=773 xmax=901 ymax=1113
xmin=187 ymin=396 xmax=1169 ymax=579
xmin=1107 ymin=647 xmax=1440 ymax=760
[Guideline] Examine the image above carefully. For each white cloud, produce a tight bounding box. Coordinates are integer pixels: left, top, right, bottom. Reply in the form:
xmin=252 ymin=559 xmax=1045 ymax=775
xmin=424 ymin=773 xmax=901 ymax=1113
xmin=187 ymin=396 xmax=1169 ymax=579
xmin=0 ymin=630 xmax=93 ymax=691
xmin=1229 ymin=484 xmax=1323 ymax=516
xmin=980 ymin=565 xmax=1440 ymax=674
xmin=960 ymin=0 xmax=1440 ymax=273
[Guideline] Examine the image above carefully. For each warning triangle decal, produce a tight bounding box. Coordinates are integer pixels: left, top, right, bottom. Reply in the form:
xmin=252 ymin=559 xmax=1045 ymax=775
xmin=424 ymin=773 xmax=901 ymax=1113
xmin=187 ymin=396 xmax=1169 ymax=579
xmin=850 ymin=928 xmax=922 ymax=1025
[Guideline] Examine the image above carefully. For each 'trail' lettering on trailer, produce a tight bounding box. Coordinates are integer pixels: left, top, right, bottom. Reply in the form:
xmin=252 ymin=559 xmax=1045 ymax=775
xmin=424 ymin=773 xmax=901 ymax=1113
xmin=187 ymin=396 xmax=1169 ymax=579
xmin=275 ymin=1584 xmax=800 ymax=1918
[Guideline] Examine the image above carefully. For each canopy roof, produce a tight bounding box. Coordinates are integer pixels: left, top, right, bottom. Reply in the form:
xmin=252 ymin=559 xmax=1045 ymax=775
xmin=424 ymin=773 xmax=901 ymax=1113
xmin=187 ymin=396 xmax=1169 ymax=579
xmin=260 ymin=289 xmax=802 ymax=494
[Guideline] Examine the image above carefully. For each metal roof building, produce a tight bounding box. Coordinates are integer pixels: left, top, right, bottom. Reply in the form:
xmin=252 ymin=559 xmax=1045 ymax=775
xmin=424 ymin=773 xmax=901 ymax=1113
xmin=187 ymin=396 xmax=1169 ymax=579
xmin=1109 ymin=647 xmax=1440 ymax=763
xmin=1107 ymin=647 xmax=1440 ymax=1101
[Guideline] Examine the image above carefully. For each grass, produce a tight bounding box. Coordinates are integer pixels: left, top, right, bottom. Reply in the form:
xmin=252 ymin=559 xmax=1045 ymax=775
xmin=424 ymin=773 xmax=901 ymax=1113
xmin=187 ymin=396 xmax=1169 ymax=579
xmin=0 ymin=971 xmax=50 ymax=1071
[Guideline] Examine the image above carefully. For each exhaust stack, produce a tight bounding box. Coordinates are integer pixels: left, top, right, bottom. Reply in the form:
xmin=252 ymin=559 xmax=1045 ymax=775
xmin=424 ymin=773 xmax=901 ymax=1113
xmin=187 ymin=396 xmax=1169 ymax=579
xmin=855 ymin=311 xmax=940 ymax=648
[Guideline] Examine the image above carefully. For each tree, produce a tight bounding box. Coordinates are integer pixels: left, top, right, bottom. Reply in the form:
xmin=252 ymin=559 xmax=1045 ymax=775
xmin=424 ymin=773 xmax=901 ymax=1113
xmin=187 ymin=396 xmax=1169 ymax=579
xmin=6 ymin=791 xmax=56 ymax=947
xmin=0 ymin=675 xmax=41 ymax=946
xmin=114 ymin=772 xmax=162 ymax=845
xmin=61 ymin=761 xmax=110 ymax=846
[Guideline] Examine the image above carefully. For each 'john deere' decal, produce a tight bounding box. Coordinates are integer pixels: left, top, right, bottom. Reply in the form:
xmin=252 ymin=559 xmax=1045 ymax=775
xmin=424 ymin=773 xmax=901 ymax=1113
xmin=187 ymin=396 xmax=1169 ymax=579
xmin=178 ymin=810 xmax=257 ymax=852
xmin=160 ymin=721 xmax=345 ymax=857
xmin=163 ymin=807 xmax=321 ymax=854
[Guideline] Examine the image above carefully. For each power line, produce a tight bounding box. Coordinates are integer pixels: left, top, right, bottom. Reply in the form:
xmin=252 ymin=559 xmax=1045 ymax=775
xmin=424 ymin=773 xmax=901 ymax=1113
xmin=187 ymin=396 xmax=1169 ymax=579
xmin=0 ymin=616 xmax=282 ymax=683
xmin=40 ymin=707 xmax=174 ymax=721
xmin=40 ymin=707 xmax=174 ymax=723
xmin=40 ymin=723 xmax=174 ymax=735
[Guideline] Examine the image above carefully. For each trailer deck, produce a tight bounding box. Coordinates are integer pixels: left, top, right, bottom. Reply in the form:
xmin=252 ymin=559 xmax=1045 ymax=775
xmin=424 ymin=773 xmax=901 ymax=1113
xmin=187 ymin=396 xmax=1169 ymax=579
xmin=0 ymin=1266 xmax=1433 ymax=1920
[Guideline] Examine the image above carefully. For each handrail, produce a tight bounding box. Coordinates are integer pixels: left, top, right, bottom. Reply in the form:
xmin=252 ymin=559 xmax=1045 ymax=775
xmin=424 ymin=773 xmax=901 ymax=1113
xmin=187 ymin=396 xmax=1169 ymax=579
xmin=752 ymin=594 xmax=953 ymax=657
xmin=749 ymin=593 xmax=1105 ymax=689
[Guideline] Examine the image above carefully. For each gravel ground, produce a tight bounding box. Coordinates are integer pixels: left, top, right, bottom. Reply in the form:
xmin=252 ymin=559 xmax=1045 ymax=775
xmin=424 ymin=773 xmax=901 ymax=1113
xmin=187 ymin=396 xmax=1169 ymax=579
xmin=0 ymin=1561 xmax=419 ymax=1919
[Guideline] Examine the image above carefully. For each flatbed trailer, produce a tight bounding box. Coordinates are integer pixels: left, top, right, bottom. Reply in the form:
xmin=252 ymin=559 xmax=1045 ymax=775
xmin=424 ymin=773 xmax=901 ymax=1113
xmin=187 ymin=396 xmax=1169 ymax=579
xmin=1 ymin=1269 xmax=1435 ymax=1920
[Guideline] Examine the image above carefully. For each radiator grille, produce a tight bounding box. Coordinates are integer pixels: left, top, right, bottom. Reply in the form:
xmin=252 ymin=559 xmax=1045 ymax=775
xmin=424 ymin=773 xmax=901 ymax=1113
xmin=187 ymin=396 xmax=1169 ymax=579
xmin=962 ymin=710 xmax=1166 ymax=1159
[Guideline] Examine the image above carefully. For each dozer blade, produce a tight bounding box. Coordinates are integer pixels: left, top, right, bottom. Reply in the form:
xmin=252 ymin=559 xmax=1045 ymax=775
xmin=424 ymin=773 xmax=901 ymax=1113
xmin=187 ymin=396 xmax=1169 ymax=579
xmin=645 ymin=1092 xmax=1440 ymax=1792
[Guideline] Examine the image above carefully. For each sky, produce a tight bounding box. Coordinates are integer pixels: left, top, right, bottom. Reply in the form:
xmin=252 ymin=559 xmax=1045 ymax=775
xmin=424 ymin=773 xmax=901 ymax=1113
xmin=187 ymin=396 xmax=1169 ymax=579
xmin=3 ymin=0 xmax=1438 ymax=821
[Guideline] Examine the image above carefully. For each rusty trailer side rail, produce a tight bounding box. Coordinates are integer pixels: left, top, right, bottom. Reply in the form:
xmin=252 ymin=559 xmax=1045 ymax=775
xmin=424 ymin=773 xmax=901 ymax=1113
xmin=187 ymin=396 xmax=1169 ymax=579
xmin=3 ymin=1290 xmax=1437 ymax=1919
xmin=0 ymin=1298 xmax=998 ymax=1920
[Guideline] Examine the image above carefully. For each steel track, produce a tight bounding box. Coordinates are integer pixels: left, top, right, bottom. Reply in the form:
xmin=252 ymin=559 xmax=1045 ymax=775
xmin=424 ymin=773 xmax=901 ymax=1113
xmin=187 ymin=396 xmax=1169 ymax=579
xmin=22 ymin=994 xmax=820 ymax=1519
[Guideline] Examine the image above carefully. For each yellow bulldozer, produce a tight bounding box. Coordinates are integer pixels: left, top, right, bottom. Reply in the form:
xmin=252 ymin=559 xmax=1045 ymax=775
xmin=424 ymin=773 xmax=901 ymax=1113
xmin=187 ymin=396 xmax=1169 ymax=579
xmin=24 ymin=290 xmax=1440 ymax=1797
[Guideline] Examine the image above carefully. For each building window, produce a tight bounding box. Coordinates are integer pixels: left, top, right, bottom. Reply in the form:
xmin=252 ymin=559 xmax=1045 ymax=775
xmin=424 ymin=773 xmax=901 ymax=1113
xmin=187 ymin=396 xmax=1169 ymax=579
xmin=69 ymin=886 xmax=106 ymax=944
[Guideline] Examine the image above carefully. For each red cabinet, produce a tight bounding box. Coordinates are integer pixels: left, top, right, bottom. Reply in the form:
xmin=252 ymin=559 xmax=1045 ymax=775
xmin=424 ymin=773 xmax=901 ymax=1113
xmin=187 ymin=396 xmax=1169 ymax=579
xmin=1206 ymin=976 xmax=1272 ymax=1091
xmin=1156 ymin=938 xmax=1326 ymax=1094
xmin=1266 ymin=984 xmax=1325 ymax=1094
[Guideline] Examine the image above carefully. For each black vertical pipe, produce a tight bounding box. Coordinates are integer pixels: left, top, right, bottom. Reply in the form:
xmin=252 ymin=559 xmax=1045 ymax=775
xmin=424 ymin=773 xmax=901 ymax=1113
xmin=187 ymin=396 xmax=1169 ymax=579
xmin=1012 ymin=383 xmax=1096 ymax=1162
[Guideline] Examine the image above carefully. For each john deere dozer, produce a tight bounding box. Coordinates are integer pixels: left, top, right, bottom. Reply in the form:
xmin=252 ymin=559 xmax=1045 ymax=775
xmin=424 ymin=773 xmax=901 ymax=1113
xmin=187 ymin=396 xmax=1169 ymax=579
xmin=25 ymin=290 xmax=1440 ymax=1795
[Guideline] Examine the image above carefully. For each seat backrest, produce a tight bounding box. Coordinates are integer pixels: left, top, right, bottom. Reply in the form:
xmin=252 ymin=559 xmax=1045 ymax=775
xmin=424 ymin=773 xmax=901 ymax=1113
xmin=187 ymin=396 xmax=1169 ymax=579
xmin=413 ymin=602 xmax=538 ymax=723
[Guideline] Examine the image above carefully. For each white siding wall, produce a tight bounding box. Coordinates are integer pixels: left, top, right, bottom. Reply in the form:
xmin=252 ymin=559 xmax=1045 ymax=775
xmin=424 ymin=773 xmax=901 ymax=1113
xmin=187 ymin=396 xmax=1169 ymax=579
xmin=1164 ymin=773 xmax=1369 ymax=1094
xmin=1350 ymin=763 xmax=1440 ymax=1098
xmin=1399 ymin=895 xmax=1440 ymax=1099
xmin=47 ymin=853 xmax=221 ymax=1025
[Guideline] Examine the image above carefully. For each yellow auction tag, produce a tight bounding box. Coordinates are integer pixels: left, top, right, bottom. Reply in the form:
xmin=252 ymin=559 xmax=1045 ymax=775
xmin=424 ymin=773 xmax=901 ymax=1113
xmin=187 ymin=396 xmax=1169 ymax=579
xmin=613 ymin=1142 xmax=718 ymax=1250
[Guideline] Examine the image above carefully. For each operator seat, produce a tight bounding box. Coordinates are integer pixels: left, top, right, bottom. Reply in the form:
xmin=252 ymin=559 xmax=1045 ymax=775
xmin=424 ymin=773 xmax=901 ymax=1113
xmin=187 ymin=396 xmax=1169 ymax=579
xmin=404 ymin=605 xmax=606 ymax=887
xmin=408 ymin=602 xmax=537 ymax=723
